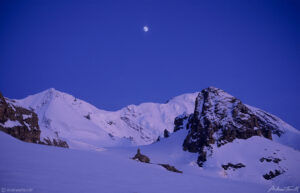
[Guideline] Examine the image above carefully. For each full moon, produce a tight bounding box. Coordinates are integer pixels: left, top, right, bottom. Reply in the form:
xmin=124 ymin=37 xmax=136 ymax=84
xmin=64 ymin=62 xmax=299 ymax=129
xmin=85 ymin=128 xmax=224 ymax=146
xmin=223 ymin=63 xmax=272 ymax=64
xmin=143 ymin=26 xmax=149 ymax=32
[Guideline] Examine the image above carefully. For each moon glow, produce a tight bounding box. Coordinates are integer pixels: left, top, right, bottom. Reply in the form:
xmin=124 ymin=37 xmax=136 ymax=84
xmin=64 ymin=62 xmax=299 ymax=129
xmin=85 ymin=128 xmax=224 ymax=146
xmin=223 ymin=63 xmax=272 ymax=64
xmin=143 ymin=26 xmax=149 ymax=32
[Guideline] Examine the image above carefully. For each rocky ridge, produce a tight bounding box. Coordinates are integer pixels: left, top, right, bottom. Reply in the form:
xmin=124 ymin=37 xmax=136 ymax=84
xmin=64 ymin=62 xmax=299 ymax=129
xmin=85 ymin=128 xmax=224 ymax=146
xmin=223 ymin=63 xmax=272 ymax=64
xmin=174 ymin=87 xmax=286 ymax=166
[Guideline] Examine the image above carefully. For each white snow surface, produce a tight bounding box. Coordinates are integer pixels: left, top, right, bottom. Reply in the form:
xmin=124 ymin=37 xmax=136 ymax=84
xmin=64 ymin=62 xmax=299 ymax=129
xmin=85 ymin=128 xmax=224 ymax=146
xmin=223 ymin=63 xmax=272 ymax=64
xmin=13 ymin=88 xmax=198 ymax=149
xmin=0 ymin=131 xmax=272 ymax=193
xmin=0 ymin=119 xmax=22 ymax=128
xmin=22 ymin=114 xmax=32 ymax=120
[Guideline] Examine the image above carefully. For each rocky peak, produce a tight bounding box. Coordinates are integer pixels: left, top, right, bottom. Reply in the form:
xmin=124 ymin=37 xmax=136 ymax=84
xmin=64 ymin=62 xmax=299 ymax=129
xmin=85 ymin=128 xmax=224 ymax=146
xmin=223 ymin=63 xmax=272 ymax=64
xmin=0 ymin=92 xmax=68 ymax=148
xmin=175 ymin=87 xmax=284 ymax=167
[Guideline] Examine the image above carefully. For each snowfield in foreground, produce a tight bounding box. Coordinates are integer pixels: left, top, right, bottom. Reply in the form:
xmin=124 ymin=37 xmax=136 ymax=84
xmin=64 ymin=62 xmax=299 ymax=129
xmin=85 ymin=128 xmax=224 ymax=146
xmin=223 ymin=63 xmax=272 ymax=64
xmin=1 ymin=131 xmax=299 ymax=193
xmin=0 ymin=132 xmax=270 ymax=193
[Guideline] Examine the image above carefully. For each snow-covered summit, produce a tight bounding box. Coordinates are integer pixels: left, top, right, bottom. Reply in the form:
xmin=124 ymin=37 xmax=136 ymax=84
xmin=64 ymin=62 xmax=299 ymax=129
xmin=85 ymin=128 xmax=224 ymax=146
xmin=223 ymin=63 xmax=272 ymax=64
xmin=11 ymin=88 xmax=198 ymax=149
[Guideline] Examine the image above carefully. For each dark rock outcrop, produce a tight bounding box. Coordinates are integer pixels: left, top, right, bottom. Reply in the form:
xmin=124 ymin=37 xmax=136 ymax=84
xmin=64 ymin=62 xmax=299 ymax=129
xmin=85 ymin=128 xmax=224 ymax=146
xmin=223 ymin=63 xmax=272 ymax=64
xmin=156 ymin=136 xmax=161 ymax=142
xmin=222 ymin=163 xmax=246 ymax=170
xmin=263 ymin=169 xmax=285 ymax=180
xmin=163 ymin=129 xmax=170 ymax=138
xmin=132 ymin=148 xmax=150 ymax=163
xmin=0 ymin=92 xmax=68 ymax=148
xmin=259 ymin=157 xmax=281 ymax=164
xmin=42 ymin=137 xmax=69 ymax=148
xmin=84 ymin=113 xmax=91 ymax=120
xmin=0 ymin=92 xmax=41 ymax=143
xmin=159 ymin=164 xmax=183 ymax=173
xmin=173 ymin=113 xmax=189 ymax=132
xmin=175 ymin=87 xmax=284 ymax=167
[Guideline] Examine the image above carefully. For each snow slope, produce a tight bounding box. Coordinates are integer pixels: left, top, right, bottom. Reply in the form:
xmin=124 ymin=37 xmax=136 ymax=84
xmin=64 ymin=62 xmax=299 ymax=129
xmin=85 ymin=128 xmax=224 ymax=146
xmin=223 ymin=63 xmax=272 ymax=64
xmin=0 ymin=132 xmax=269 ymax=193
xmin=204 ymin=136 xmax=300 ymax=185
xmin=247 ymin=105 xmax=300 ymax=151
xmin=110 ymin=129 xmax=300 ymax=187
xmin=13 ymin=88 xmax=197 ymax=149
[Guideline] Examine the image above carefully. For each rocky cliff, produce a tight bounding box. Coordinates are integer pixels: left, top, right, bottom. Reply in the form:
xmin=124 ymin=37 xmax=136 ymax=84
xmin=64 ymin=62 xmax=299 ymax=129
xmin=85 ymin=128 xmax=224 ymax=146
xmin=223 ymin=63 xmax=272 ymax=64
xmin=0 ymin=92 xmax=68 ymax=148
xmin=174 ymin=87 xmax=285 ymax=166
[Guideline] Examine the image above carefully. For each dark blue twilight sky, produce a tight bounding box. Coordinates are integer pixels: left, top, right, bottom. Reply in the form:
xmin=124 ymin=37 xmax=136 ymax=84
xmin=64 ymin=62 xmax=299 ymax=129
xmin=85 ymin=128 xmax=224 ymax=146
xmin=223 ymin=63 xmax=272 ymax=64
xmin=0 ymin=1 xmax=299 ymax=129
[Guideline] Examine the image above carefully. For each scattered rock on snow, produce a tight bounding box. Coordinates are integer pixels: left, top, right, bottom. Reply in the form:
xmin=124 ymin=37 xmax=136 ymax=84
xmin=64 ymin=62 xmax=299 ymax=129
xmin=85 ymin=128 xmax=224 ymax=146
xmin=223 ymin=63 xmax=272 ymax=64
xmin=259 ymin=157 xmax=281 ymax=164
xmin=263 ymin=169 xmax=285 ymax=180
xmin=132 ymin=148 xmax=150 ymax=163
xmin=159 ymin=164 xmax=183 ymax=173
xmin=222 ymin=163 xmax=246 ymax=170
xmin=131 ymin=149 xmax=183 ymax=173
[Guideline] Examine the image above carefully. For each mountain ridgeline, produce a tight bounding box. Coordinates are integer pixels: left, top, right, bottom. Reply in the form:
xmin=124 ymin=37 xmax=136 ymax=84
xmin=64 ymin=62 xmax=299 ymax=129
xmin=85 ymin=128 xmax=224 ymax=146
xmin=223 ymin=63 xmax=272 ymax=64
xmin=0 ymin=87 xmax=299 ymax=158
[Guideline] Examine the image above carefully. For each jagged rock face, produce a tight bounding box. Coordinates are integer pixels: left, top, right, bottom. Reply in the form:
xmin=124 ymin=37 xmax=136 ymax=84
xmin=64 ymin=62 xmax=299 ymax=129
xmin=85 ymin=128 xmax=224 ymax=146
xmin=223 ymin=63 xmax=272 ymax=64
xmin=0 ymin=92 xmax=68 ymax=148
xmin=174 ymin=113 xmax=190 ymax=132
xmin=0 ymin=92 xmax=41 ymax=143
xmin=43 ymin=136 xmax=69 ymax=148
xmin=177 ymin=87 xmax=284 ymax=167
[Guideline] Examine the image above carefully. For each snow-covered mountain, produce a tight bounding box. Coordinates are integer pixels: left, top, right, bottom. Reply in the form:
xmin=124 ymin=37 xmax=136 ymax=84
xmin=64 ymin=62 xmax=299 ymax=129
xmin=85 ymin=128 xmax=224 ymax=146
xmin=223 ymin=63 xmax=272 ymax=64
xmin=3 ymin=87 xmax=300 ymax=153
xmin=168 ymin=87 xmax=300 ymax=183
xmin=1 ymin=87 xmax=300 ymax=191
xmin=11 ymin=88 xmax=197 ymax=149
